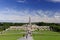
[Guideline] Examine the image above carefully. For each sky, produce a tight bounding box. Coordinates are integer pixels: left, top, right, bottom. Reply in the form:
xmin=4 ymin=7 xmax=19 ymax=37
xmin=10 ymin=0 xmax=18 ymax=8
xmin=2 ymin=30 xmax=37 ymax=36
xmin=0 ymin=0 xmax=60 ymax=23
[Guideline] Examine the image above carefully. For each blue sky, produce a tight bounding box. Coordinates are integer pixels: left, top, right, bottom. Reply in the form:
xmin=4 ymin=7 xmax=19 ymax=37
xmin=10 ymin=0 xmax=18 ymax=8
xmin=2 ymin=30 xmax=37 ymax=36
xmin=0 ymin=0 xmax=60 ymax=23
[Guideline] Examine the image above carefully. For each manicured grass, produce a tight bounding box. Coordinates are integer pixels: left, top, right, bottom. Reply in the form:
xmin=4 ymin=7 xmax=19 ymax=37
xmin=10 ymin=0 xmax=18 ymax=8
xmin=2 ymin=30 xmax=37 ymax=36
xmin=33 ymin=31 xmax=60 ymax=40
xmin=4 ymin=30 xmax=25 ymax=34
xmin=0 ymin=30 xmax=25 ymax=40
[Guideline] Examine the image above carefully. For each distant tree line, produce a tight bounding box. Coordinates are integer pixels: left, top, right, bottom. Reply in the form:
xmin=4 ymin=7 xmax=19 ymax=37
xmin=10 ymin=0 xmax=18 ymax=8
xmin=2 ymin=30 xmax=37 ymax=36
xmin=0 ymin=22 xmax=60 ymax=32
xmin=33 ymin=22 xmax=60 ymax=32
xmin=0 ymin=22 xmax=27 ymax=31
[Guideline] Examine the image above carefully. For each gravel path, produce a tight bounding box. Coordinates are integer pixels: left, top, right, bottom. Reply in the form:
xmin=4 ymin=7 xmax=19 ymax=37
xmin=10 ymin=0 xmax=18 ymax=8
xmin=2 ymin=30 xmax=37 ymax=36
xmin=17 ymin=34 xmax=33 ymax=40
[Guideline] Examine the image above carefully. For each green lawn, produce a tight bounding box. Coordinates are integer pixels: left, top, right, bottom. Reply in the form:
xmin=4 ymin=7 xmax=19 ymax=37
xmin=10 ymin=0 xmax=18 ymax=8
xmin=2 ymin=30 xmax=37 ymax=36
xmin=33 ymin=31 xmax=60 ymax=40
xmin=0 ymin=30 xmax=25 ymax=40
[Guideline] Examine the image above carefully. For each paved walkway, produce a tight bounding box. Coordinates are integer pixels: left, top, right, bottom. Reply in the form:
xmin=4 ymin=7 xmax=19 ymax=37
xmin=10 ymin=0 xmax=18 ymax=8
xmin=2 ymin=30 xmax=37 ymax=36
xmin=17 ymin=34 xmax=33 ymax=40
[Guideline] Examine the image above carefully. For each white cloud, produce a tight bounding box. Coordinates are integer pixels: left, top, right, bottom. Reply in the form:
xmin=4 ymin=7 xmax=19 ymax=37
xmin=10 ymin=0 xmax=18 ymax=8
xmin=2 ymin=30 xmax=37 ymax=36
xmin=46 ymin=0 xmax=60 ymax=2
xmin=0 ymin=8 xmax=60 ymax=23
